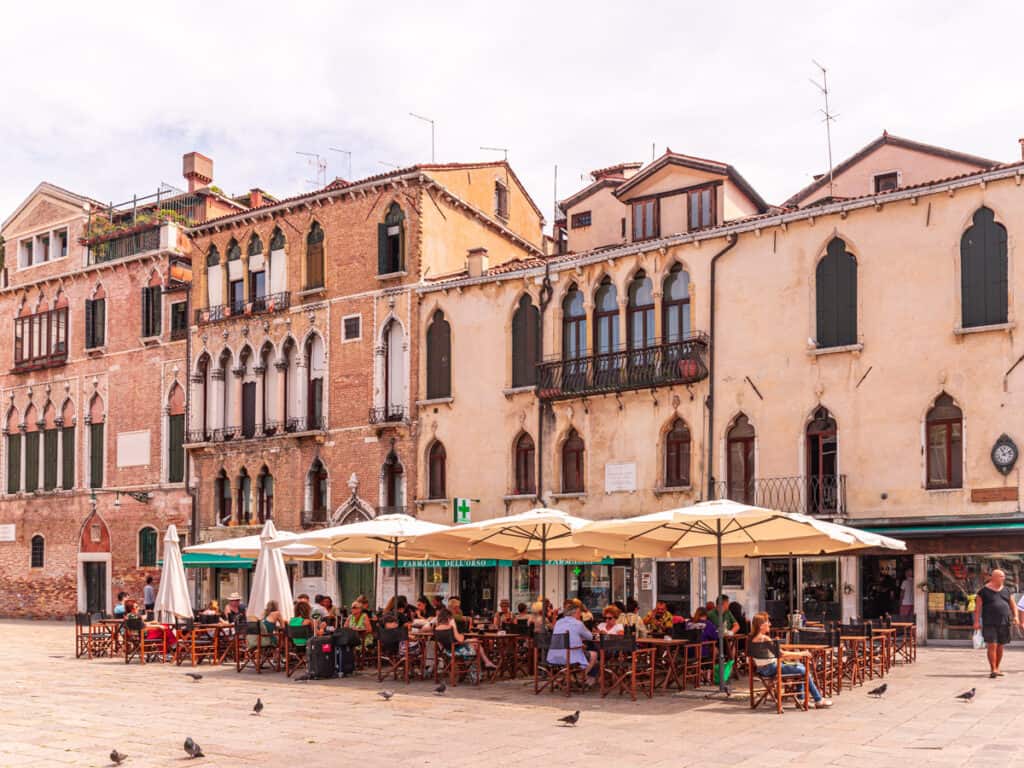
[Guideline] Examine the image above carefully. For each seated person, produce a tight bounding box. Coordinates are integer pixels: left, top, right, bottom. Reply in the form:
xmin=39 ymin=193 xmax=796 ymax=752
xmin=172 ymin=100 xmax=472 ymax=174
xmin=617 ymin=597 xmax=648 ymax=637
xmin=729 ymin=601 xmax=749 ymax=635
xmin=708 ymin=595 xmax=740 ymax=635
xmin=495 ymin=599 xmax=514 ymax=628
xmin=288 ymin=601 xmax=315 ymax=648
xmin=434 ymin=608 xmax=496 ymax=669
xmin=345 ymin=600 xmax=373 ymax=648
xmin=223 ymin=593 xmax=245 ymax=624
xmin=199 ymin=600 xmax=220 ymax=622
xmin=571 ymin=598 xmax=594 ymax=627
xmin=247 ymin=601 xmax=283 ymax=649
xmin=515 ymin=602 xmax=531 ymax=623
xmin=113 ymin=591 xmax=128 ymax=617
xmin=684 ymin=607 xmax=719 ymax=658
xmin=749 ymin=612 xmax=831 ymax=708
xmin=447 ymin=597 xmax=470 ymax=633
xmin=548 ymin=601 xmax=598 ymax=684
xmin=596 ymin=605 xmax=624 ymax=636
xmin=529 ymin=601 xmax=548 ymax=633
xmin=124 ymin=599 xmax=176 ymax=651
xmin=643 ymin=600 xmax=675 ymax=635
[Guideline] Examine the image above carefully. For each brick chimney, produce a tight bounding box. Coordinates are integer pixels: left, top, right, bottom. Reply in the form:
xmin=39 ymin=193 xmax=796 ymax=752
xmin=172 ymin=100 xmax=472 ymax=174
xmin=182 ymin=152 xmax=213 ymax=193
xmin=249 ymin=188 xmax=264 ymax=208
xmin=467 ymin=247 xmax=489 ymax=278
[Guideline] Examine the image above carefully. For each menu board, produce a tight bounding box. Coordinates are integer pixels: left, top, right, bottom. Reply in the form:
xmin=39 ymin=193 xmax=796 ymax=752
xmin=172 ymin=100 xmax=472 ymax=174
xmin=927 ymin=592 xmax=946 ymax=611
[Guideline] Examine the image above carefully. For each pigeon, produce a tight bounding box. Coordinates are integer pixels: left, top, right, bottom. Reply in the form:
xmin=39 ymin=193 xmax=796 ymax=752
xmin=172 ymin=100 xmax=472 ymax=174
xmin=183 ymin=737 xmax=204 ymax=759
xmin=378 ymin=690 xmax=395 ymax=701
xmin=956 ymin=688 xmax=976 ymax=703
xmin=557 ymin=710 xmax=580 ymax=727
xmin=185 ymin=673 xmax=203 ymax=682
xmin=434 ymin=682 xmax=446 ymax=695
xmin=868 ymin=683 xmax=887 ymax=698
xmin=252 ymin=697 xmax=263 ymax=715
xmin=109 ymin=750 xmax=127 ymax=765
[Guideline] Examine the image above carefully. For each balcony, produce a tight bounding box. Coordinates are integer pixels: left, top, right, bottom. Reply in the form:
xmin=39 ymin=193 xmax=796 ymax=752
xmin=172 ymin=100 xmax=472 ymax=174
xmin=195 ymin=292 xmax=291 ymax=325
xmin=12 ymin=349 xmax=68 ymax=374
xmin=86 ymin=225 xmax=161 ymax=265
xmin=713 ymin=475 xmax=847 ymax=518
xmin=185 ymin=416 xmax=322 ymax=445
xmin=537 ymin=334 xmax=709 ymax=401
xmin=369 ymin=405 xmax=408 ymax=425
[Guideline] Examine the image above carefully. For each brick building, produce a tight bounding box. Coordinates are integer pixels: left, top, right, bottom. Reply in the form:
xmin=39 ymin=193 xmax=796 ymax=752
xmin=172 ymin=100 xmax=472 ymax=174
xmin=185 ymin=162 xmax=544 ymax=609
xmin=0 ymin=154 xmax=246 ymax=617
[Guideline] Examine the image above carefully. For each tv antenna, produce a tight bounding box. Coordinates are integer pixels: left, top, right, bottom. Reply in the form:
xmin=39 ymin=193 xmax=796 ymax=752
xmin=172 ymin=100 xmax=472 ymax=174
xmin=296 ymin=151 xmax=327 ymax=189
xmin=809 ymin=60 xmax=839 ymax=199
xmin=409 ymin=112 xmax=436 ymax=162
xmin=480 ymin=146 xmax=509 ymax=162
xmin=329 ymin=148 xmax=352 ymax=181
xmin=378 ymin=160 xmax=401 ymax=169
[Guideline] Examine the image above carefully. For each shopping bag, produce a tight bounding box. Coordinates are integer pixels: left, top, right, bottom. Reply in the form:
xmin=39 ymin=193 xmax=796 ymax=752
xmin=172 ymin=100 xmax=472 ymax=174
xmin=972 ymin=629 xmax=984 ymax=649
xmin=713 ymin=659 xmax=735 ymax=684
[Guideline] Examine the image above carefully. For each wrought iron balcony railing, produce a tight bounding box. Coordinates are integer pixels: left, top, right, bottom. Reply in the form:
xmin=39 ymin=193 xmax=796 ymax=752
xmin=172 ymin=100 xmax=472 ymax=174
xmin=537 ymin=333 xmax=709 ymax=401
xmin=369 ymin=405 xmax=408 ymax=424
xmin=195 ymin=292 xmax=290 ymax=325
xmin=713 ymin=474 xmax=847 ymax=518
xmin=185 ymin=416 xmax=321 ymax=445
xmin=87 ymin=225 xmax=161 ymax=264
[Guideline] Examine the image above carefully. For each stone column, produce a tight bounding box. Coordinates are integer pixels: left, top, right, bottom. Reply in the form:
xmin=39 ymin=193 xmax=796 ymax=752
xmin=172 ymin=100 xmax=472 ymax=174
xmin=36 ymin=420 xmax=45 ymax=489
xmin=19 ymin=425 xmax=26 ymax=491
xmin=652 ymin=289 xmax=664 ymax=341
xmin=210 ymin=367 xmax=225 ymax=432
xmin=617 ymin=297 xmax=629 ymax=350
xmin=55 ymin=419 xmax=63 ymax=489
xmin=253 ymin=366 xmax=266 ymax=432
xmin=231 ymin=366 xmax=244 ymax=433
xmin=295 ymin=357 xmax=308 ymax=429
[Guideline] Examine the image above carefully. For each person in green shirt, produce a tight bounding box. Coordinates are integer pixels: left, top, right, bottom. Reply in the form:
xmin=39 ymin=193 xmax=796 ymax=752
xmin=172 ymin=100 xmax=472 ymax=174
xmin=707 ymin=594 xmax=740 ymax=634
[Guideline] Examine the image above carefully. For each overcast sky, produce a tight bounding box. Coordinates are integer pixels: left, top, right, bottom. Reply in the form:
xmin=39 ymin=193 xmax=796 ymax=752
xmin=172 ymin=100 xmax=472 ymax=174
xmin=3 ymin=1 xmax=1024 ymax=227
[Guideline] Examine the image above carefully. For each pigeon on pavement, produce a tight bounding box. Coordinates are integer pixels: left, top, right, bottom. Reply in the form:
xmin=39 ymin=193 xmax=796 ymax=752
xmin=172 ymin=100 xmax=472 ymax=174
xmin=557 ymin=710 xmax=580 ymax=726
xmin=184 ymin=737 xmax=204 ymax=758
xmin=434 ymin=682 xmax=446 ymax=695
xmin=109 ymin=749 xmax=127 ymax=765
xmin=253 ymin=697 xmax=264 ymax=715
xmin=868 ymin=683 xmax=887 ymax=698
xmin=378 ymin=690 xmax=395 ymax=701
xmin=185 ymin=673 xmax=203 ymax=682
xmin=956 ymin=688 xmax=976 ymax=703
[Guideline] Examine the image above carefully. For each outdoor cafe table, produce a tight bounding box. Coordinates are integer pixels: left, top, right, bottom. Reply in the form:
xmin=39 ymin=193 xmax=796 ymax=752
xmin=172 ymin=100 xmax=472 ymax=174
xmin=637 ymin=637 xmax=689 ymax=691
xmin=891 ymin=621 xmax=916 ymax=663
xmin=466 ymin=632 xmax=524 ymax=681
xmin=779 ymin=641 xmax=837 ymax=698
xmin=873 ymin=627 xmax=897 ymax=671
xmin=97 ymin=618 xmax=124 ymax=654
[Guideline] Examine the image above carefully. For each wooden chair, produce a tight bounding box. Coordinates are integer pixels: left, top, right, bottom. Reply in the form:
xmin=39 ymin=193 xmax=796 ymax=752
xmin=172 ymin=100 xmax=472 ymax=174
xmin=124 ymin=617 xmax=166 ymax=665
xmin=236 ymin=619 xmax=279 ymax=673
xmin=75 ymin=613 xmax=103 ymax=658
xmin=532 ymin=632 xmax=587 ymax=696
xmin=679 ymin=628 xmax=717 ymax=689
xmin=377 ymin=626 xmax=411 ymax=683
xmin=597 ymin=634 xmax=655 ymax=701
xmin=284 ymin=624 xmax=313 ymax=677
xmin=835 ymin=624 xmax=866 ymax=689
xmin=174 ymin=619 xmax=218 ymax=667
xmin=893 ymin=615 xmax=917 ymax=664
xmin=748 ymin=640 xmax=809 ymax=714
xmin=433 ymin=629 xmax=481 ymax=687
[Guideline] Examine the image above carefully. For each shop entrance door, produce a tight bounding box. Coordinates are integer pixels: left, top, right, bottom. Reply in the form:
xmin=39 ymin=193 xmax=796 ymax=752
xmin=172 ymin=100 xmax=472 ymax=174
xmin=458 ymin=568 xmax=496 ymax=614
xmin=762 ymin=558 xmax=793 ymax=624
xmin=801 ymin=558 xmax=840 ymax=622
xmin=656 ymin=561 xmax=691 ymax=617
xmin=338 ymin=563 xmax=375 ymax=611
xmin=84 ymin=561 xmax=106 ymax=614
xmin=860 ymin=555 xmax=914 ymax=619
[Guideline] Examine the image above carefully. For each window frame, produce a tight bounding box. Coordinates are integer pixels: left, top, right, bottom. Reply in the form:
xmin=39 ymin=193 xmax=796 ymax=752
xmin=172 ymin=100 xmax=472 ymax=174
xmin=511 ymin=295 xmax=539 ymax=387
xmin=925 ymin=396 xmax=963 ymax=490
xmin=428 ymin=441 xmax=447 ymax=499
xmin=342 ymin=314 xmax=361 ymax=343
xmin=627 ymin=270 xmax=655 ymax=351
xmin=687 ymin=184 xmax=717 ymax=231
xmin=570 ymin=210 xmax=592 ymax=229
xmin=562 ymin=286 xmax=587 ymax=361
xmin=141 ymin=285 xmax=162 ymax=338
xmin=562 ymin=429 xmax=585 ymax=493
xmin=30 ymin=534 xmax=44 ymax=568
xmin=815 ymin=237 xmax=858 ymax=348
xmin=305 ymin=221 xmax=325 ymax=290
xmin=514 ymin=432 xmax=536 ymax=495
xmin=665 ymin=419 xmax=691 ymax=488
xmin=138 ymin=526 xmax=158 ymax=568
xmin=14 ymin=306 xmax=69 ymax=370
xmin=873 ymin=172 xmax=899 ymax=194
xmin=960 ymin=207 xmax=1008 ymax=329
xmin=425 ymin=309 xmax=452 ymax=399
xmin=631 ymin=198 xmax=659 ymax=241
xmin=85 ymin=297 xmax=106 ymax=349
xmin=494 ymin=180 xmax=510 ymax=219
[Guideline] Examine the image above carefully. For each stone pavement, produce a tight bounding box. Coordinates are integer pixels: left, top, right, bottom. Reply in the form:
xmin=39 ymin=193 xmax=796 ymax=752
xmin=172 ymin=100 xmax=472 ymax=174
xmin=2 ymin=620 xmax=1023 ymax=767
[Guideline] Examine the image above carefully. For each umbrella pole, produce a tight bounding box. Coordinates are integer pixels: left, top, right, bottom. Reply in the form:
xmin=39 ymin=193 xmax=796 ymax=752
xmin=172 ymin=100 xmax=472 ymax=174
xmin=393 ymin=540 xmax=399 ymax=611
xmin=716 ymin=519 xmax=727 ymax=694
xmin=541 ymin=536 xmax=547 ymax=615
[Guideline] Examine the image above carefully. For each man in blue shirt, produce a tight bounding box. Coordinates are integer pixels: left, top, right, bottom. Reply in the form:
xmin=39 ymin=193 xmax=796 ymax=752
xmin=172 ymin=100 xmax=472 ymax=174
xmin=547 ymin=601 xmax=597 ymax=682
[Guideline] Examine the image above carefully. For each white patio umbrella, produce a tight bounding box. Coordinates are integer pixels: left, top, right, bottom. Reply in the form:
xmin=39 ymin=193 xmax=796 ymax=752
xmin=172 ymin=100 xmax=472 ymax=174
xmin=154 ymin=524 xmax=192 ymax=624
xmin=247 ymin=520 xmax=296 ymax=622
xmin=273 ymin=514 xmax=452 ymax=608
xmin=576 ymin=499 xmax=907 ymax=692
xmin=184 ymin=532 xmax=368 ymax=562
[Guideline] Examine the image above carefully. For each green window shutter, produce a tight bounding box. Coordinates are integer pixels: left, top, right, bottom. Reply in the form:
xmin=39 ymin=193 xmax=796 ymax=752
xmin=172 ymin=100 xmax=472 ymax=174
xmin=89 ymin=423 xmax=104 ymax=489
xmin=61 ymin=426 xmax=74 ymax=489
xmin=43 ymin=429 xmax=57 ymax=490
xmin=139 ymin=528 xmax=157 ymax=567
xmin=6 ymin=433 xmax=20 ymax=494
xmin=141 ymin=287 xmax=150 ymax=336
xmin=377 ymin=223 xmax=388 ymax=274
xmin=24 ymin=432 xmax=39 ymax=493
xmin=168 ymin=414 xmax=184 ymax=483
xmin=96 ymin=299 xmax=106 ymax=346
xmin=85 ymin=299 xmax=95 ymax=349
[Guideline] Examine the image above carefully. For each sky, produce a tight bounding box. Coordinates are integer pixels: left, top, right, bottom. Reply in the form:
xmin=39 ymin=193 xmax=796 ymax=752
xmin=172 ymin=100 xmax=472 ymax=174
xmin=3 ymin=1 xmax=1024 ymax=228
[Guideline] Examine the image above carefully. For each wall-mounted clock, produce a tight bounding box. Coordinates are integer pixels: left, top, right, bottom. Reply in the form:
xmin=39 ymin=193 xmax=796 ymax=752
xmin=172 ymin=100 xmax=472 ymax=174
xmin=991 ymin=434 xmax=1018 ymax=476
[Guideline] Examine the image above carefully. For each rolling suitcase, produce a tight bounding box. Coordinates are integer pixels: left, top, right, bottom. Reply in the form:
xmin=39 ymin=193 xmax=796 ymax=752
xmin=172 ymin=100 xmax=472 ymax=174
xmin=308 ymin=639 xmax=337 ymax=679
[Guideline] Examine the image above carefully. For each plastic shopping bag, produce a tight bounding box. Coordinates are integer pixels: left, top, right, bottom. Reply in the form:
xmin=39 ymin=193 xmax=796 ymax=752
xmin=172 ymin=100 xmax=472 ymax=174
xmin=972 ymin=629 xmax=984 ymax=649
xmin=713 ymin=659 xmax=735 ymax=684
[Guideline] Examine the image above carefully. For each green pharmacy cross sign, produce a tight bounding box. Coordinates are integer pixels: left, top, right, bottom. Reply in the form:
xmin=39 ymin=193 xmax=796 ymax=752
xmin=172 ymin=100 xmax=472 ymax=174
xmin=453 ymin=497 xmax=476 ymax=524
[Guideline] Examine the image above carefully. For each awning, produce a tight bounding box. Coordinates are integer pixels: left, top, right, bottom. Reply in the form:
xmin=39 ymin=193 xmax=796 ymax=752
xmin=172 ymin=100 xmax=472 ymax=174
xmin=862 ymin=522 xmax=1024 ymax=537
xmin=529 ymin=557 xmax=615 ymax=566
xmin=381 ymin=559 xmax=513 ymax=568
xmin=179 ymin=553 xmax=255 ymax=570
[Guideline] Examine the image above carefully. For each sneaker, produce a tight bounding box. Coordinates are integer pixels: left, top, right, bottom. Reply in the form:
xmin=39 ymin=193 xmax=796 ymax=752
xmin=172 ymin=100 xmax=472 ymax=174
xmin=815 ymin=698 xmax=833 ymax=709
xmin=990 ymin=672 xmax=998 ymax=679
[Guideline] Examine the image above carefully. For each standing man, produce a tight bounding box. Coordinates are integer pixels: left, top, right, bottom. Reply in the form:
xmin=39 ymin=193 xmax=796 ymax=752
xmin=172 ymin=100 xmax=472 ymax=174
xmin=143 ymin=576 xmax=156 ymax=620
xmin=973 ymin=569 xmax=1020 ymax=678
xmin=708 ymin=594 xmax=740 ymax=635
xmin=899 ymin=568 xmax=915 ymax=617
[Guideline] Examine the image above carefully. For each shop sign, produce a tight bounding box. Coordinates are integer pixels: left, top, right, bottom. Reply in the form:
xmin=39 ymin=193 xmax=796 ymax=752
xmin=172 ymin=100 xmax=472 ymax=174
xmin=528 ymin=557 xmax=615 ymax=566
xmin=0 ymin=524 xmax=14 ymax=542
xmin=381 ymin=559 xmax=513 ymax=568
xmin=605 ymin=462 xmax=637 ymax=493
xmin=640 ymin=572 xmax=652 ymax=591
xmin=453 ymin=498 xmax=472 ymax=524
xmin=970 ymin=487 xmax=1018 ymax=503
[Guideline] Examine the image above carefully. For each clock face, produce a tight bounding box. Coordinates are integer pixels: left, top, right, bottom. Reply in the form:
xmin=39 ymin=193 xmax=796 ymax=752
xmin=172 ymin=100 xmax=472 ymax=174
xmin=994 ymin=444 xmax=1017 ymax=466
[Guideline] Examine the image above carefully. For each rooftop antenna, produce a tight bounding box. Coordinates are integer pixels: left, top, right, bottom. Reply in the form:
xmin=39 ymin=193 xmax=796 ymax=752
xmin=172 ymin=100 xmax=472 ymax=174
xmin=409 ymin=112 xmax=436 ymax=162
xmin=378 ymin=160 xmax=401 ymax=169
xmin=328 ymin=148 xmax=353 ymax=180
xmin=480 ymin=146 xmax=509 ymax=162
xmin=295 ymin=151 xmax=327 ymax=188
xmin=810 ymin=60 xmax=839 ymax=199
xmin=651 ymin=142 xmax=655 ymax=161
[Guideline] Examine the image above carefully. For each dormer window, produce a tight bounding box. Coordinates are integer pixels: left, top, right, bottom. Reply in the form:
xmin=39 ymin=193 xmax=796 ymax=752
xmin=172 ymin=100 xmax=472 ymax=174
xmin=631 ymin=199 xmax=658 ymax=241
xmin=688 ymin=185 xmax=716 ymax=231
xmin=494 ymin=180 xmax=510 ymax=219
xmin=874 ymin=172 xmax=899 ymax=193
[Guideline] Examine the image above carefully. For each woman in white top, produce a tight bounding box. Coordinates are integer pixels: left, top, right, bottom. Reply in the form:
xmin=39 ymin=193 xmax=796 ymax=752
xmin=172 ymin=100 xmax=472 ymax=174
xmin=597 ymin=605 xmax=625 ymax=635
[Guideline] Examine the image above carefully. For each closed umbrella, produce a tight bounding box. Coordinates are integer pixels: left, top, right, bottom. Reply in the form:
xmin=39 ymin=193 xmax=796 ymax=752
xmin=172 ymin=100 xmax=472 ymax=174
xmin=248 ymin=520 xmax=295 ymax=622
xmin=576 ymin=499 xmax=906 ymax=692
xmin=154 ymin=524 xmax=192 ymax=624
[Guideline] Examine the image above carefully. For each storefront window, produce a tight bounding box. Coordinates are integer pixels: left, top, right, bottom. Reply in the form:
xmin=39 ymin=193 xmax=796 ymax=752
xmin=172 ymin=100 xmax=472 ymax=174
xmin=763 ymin=558 xmax=794 ymax=625
xmin=568 ymin=564 xmax=611 ymax=610
xmin=802 ymin=558 xmax=840 ymax=622
xmin=926 ymin=554 xmax=1024 ymax=641
xmin=511 ymin=565 xmax=540 ymax=609
xmin=420 ymin=567 xmax=449 ymax=604
xmin=860 ymin=555 xmax=914 ymax=620
xmin=656 ymin=560 xmax=691 ymax=616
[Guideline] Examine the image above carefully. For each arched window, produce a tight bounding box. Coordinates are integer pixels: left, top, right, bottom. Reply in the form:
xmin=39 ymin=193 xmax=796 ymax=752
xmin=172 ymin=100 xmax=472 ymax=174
xmin=247 ymin=234 xmax=263 ymax=257
xmin=195 ymin=353 xmax=211 ymax=440
xmin=426 ymin=310 xmax=452 ymax=399
xmin=226 ymin=238 xmax=244 ymax=310
xmin=270 ymin=227 xmax=286 ymax=252
xmin=307 ymin=458 xmax=328 ymax=523
xmin=383 ymin=450 xmax=404 ymax=508
xmin=305 ymin=334 xmax=325 ymax=429
xmin=218 ymin=349 xmax=232 ymax=433
xmin=665 ymin=418 xmax=691 ymax=488
xmin=562 ymin=428 xmax=585 ymax=493
xmin=806 ymin=407 xmax=838 ymax=515
xmin=663 ymin=263 xmax=691 ymax=341
xmin=206 ymin=246 xmax=222 ymax=310
xmin=42 ymin=403 xmax=58 ymax=491
xmin=259 ymin=344 xmax=274 ymax=433
xmin=305 ymin=221 xmax=325 ymax=290
xmin=61 ymin=400 xmax=75 ymax=490
xmin=88 ymin=395 xmax=104 ymax=489
xmin=167 ymin=383 xmax=185 ymax=482
xmin=594 ymin=276 xmax=619 ymax=355
xmin=961 ymin=207 xmax=1008 ymax=328
xmin=5 ymin=407 xmax=20 ymax=494
xmin=428 ymin=441 xmax=447 ymax=499
xmin=216 ymin=469 xmax=231 ymax=525
xmin=23 ymin=404 xmax=39 ymax=493
xmin=627 ymin=270 xmax=654 ymax=350
xmin=206 ymin=245 xmax=220 ymax=267
xmin=281 ymin=339 xmax=295 ymax=427
xmin=727 ymin=415 xmax=755 ymax=504
xmin=237 ymin=467 xmax=252 ymax=524
xmin=514 ymin=432 xmax=536 ymax=495
xmin=926 ymin=394 xmax=963 ymax=489
xmin=30 ymin=534 xmax=44 ymax=568
xmin=248 ymin=234 xmax=266 ymax=306
xmin=562 ymin=284 xmax=587 ymax=360
xmin=384 ymin=320 xmax=406 ymax=419
xmin=511 ymin=295 xmax=539 ymax=387
xmin=227 ymin=239 xmax=241 ymax=261
xmin=138 ymin=526 xmax=158 ymax=567
xmin=257 ymin=466 xmax=274 ymax=522
xmin=815 ymin=237 xmax=857 ymax=348
xmin=378 ymin=203 xmax=405 ymax=275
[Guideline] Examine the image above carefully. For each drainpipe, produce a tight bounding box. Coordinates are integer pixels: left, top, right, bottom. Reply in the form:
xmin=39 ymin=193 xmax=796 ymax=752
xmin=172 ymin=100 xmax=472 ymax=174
xmin=706 ymin=234 xmax=738 ymax=500
xmin=536 ymin=261 xmax=554 ymax=505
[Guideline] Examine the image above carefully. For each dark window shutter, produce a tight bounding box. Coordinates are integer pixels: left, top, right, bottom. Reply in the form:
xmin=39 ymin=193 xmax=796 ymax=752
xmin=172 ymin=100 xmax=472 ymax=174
xmin=378 ymin=224 xmax=388 ymax=274
xmin=61 ymin=426 xmax=74 ymax=489
xmin=96 ymin=299 xmax=106 ymax=346
xmin=6 ymin=433 xmax=20 ymax=493
xmin=962 ymin=208 xmax=1008 ymax=328
xmin=141 ymin=287 xmax=150 ymax=336
xmin=816 ymin=238 xmax=856 ymax=347
xmin=512 ymin=298 xmax=539 ymax=387
xmin=151 ymin=287 xmax=162 ymax=336
xmin=837 ymin=247 xmax=857 ymax=346
xmin=168 ymin=414 xmax=184 ymax=482
xmin=426 ymin=312 xmax=451 ymax=399
xmin=43 ymin=429 xmax=57 ymax=490
xmin=89 ymin=423 xmax=104 ymax=488
xmin=85 ymin=299 xmax=95 ymax=349
xmin=139 ymin=528 xmax=157 ymax=567
xmin=24 ymin=432 xmax=38 ymax=492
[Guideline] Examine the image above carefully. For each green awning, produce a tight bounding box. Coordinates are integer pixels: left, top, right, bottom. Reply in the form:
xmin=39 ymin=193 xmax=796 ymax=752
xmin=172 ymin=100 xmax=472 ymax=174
xmin=180 ymin=553 xmax=255 ymax=569
xmin=381 ymin=559 xmax=514 ymax=568
xmin=862 ymin=522 xmax=1024 ymax=537
xmin=529 ymin=557 xmax=614 ymax=566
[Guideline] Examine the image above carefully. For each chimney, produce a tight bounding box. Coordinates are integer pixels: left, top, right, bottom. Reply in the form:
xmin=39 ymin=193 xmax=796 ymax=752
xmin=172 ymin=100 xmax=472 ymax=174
xmin=467 ymin=247 xmax=489 ymax=278
xmin=1019 ymin=138 xmax=1024 ymax=161
xmin=249 ymin=188 xmax=264 ymax=208
xmin=182 ymin=152 xmax=213 ymax=193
